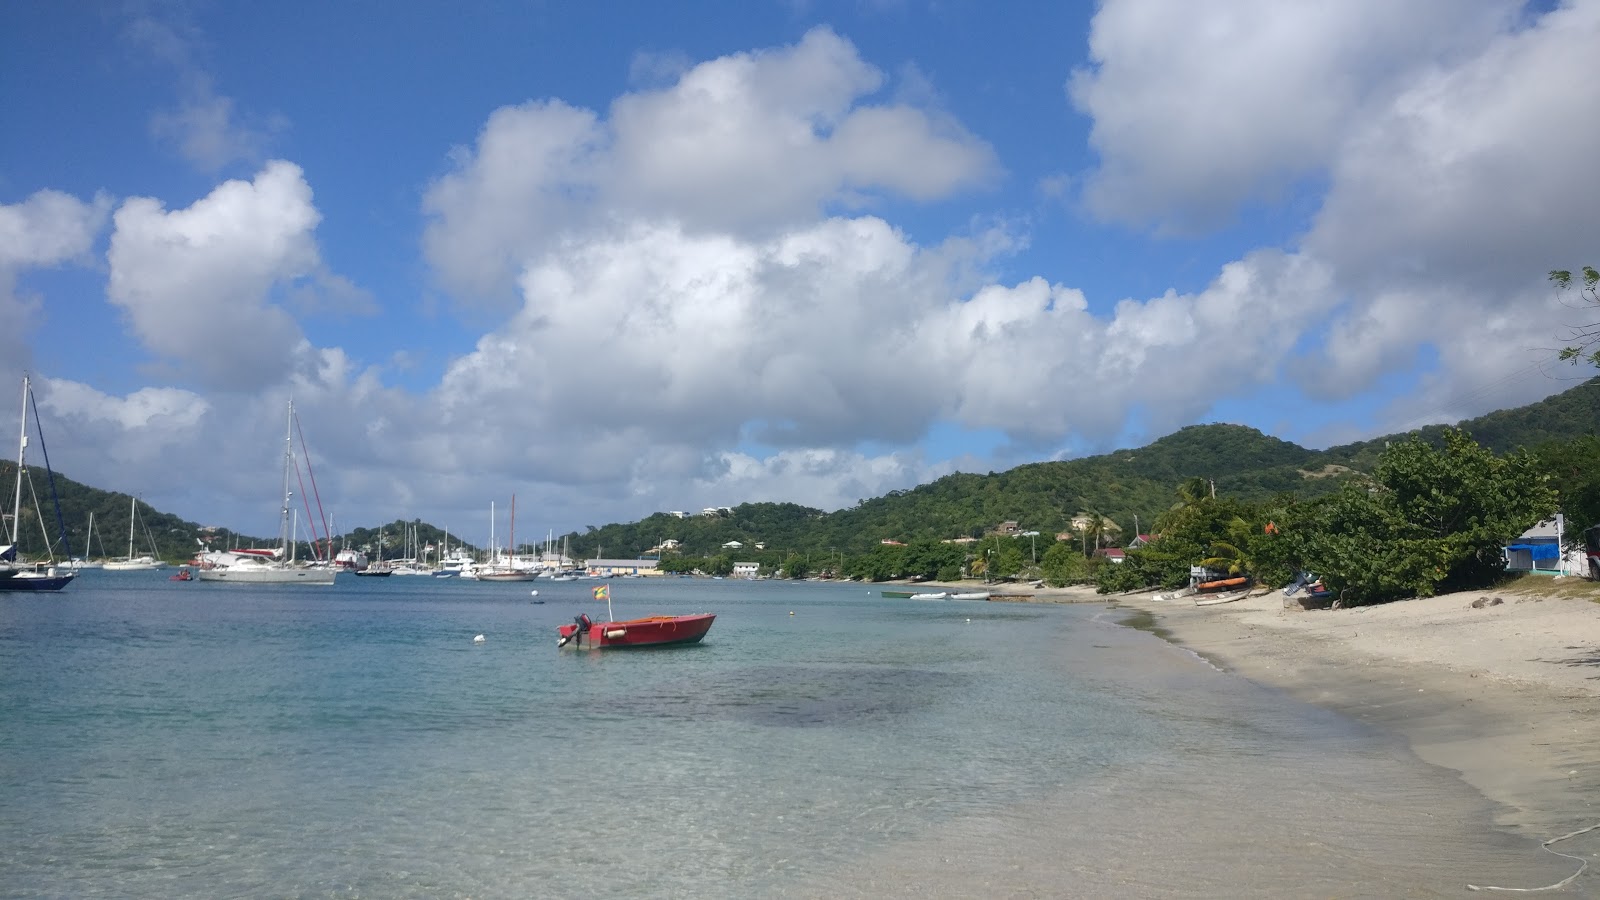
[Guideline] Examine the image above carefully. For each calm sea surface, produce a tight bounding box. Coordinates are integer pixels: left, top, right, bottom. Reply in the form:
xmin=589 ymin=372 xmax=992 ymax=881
xmin=0 ymin=573 xmax=1578 ymax=898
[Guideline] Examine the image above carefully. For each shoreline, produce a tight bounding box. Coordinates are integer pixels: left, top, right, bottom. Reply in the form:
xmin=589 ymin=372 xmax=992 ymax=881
xmin=1102 ymin=580 xmax=1600 ymax=849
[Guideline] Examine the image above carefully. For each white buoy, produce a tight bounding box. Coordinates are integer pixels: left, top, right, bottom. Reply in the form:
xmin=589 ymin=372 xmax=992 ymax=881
xmin=473 ymin=634 xmax=486 ymax=644
xmin=530 ymin=590 xmax=539 ymax=596
xmin=789 ymin=611 xmax=795 ymax=616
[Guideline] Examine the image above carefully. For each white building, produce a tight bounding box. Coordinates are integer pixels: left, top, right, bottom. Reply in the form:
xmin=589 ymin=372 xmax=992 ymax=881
xmin=732 ymin=561 xmax=760 ymax=578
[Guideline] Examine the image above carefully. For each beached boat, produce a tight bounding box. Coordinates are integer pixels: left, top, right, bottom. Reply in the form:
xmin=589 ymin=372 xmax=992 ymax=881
xmin=881 ymin=590 xmax=916 ymax=598
xmin=1195 ymin=576 xmax=1251 ymax=592
xmin=1 ymin=376 xmax=75 ymax=592
xmin=557 ymin=612 xmax=716 ymax=649
xmin=948 ymin=591 xmax=992 ymax=601
xmin=909 ymin=591 xmax=950 ymax=600
xmin=195 ymin=399 xmax=336 ymax=586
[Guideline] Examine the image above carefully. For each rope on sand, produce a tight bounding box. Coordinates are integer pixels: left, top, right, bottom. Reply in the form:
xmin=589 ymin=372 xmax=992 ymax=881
xmin=1467 ymin=820 xmax=1600 ymax=892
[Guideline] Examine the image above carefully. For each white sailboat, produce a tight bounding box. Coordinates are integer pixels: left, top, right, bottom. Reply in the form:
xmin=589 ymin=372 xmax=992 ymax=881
xmin=104 ymin=495 xmax=166 ymax=570
xmin=196 ymin=399 xmax=336 ymax=585
xmin=64 ymin=512 xmax=106 ymax=570
xmin=475 ymin=495 xmax=537 ymax=581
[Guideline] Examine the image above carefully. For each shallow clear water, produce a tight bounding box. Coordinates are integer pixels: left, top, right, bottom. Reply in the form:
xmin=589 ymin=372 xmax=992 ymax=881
xmin=0 ymin=574 xmax=1575 ymax=897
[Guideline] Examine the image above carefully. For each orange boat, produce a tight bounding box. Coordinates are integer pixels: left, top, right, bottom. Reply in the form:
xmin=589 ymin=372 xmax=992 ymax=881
xmin=1195 ymin=576 xmax=1250 ymax=592
xmin=557 ymin=612 xmax=715 ymax=649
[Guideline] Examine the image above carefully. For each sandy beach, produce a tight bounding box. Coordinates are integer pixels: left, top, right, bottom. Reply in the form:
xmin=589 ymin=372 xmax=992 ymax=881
xmin=1101 ymin=577 xmax=1600 ymax=875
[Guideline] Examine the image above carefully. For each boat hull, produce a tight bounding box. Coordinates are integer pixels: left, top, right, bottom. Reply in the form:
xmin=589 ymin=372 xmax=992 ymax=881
xmin=0 ymin=571 xmax=75 ymax=592
xmin=196 ymin=566 xmax=337 ymax=585
xmin=475 ymin=572 xmax=537 ymax=582
xmin=558 ymin=613 xmax=715 ymax=649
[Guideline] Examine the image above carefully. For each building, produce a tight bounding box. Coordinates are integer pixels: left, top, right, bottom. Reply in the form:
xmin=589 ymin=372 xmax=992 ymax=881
xmin=584 ymin=558 xmax=664 ymax=577
xmin=722 ymin=540 xmax=744 ymax=550
xmin=732 ymin=561 xmax=760 ymax=578
xmin=1505 ymin=515 xmax=1564 ymax=574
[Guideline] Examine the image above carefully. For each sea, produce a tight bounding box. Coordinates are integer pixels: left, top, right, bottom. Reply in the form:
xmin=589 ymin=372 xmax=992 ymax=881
xmin=0 ymin=573 xmax=1582 ymax=898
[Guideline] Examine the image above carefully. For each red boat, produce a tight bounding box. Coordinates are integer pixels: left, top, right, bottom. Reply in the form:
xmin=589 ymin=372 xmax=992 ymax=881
xmin=557 ymin=612 xmax=715 ymax=649
xmin=169 ymin=567 xmax=193 ymax=582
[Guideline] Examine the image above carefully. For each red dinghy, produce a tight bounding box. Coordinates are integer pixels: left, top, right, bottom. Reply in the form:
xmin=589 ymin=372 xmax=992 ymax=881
xmin=557 ymin=612 xmax=715 ymax=649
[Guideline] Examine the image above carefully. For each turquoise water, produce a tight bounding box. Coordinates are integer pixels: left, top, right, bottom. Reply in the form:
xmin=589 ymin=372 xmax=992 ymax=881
xmin=0 ymin=574 xmax=1573 ymax=897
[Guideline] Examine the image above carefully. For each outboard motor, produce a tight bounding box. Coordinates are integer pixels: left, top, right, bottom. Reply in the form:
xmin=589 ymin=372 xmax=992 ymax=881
xmin=558 ymin=613 xmax=593 ymax=648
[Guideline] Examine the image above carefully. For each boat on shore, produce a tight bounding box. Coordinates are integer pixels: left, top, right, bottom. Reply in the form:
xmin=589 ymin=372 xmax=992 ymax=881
xmin=557 ymin=612 xmax=715 ymax=649
xmin=948 ymin=590 xmax=992 ymax=601
xmin=909 ymin=591 xmax=950 ymax=600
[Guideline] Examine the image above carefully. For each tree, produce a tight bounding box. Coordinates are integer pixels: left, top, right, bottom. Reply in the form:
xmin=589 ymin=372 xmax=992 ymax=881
xmin=1531 ymin=436 xmax=1600 ymax=533
xmin=1552 ymin=266 xmax=1600 ymax=366
xmin=1039 ymin=540 xmax=1088 ymax=586
xmin=1285 ymin=429 xmax=1556 ymax=605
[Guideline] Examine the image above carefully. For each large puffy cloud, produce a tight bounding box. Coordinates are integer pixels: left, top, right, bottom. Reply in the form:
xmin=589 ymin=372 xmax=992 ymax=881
xmin=422 ymin=27 xmax=999 ymax=302
xmin=0 ymin=189 xmax=111 ymax=380
xmin=107 ymin=160 xmax=334 ymax=391
xmin=414 ymin=212 xmax=1336 ymax=514
xmin=1070 ymin=0 xmax=1517 ymax=232
xmin=1298 ymin=0 xmax=1600 ymax=418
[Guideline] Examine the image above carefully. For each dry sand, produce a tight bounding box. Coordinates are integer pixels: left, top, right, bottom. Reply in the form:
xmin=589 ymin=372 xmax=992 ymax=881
xmin=1105 ymin=579 xmax=1600 ymax=848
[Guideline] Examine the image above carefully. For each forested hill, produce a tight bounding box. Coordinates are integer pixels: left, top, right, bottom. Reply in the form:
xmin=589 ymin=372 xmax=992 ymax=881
xmin=13 ymin=376 xmax=1600 ymax=564
xmin=563 ymin=376 xmax=1600 ymax=560
xmin=1315 ymin=375 xmax=1600 ymax=471
xmin=564 ymin=423 xmax=1344 ymax=559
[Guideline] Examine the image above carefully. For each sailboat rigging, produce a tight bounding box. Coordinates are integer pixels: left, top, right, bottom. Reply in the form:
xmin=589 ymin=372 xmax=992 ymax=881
xmin=1 ymin=376 xmax=75 ymax=592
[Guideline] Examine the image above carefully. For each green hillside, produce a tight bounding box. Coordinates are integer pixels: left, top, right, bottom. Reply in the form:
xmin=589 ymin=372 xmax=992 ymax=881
xmin=11 ymin=376 xmax=1600 ymax=566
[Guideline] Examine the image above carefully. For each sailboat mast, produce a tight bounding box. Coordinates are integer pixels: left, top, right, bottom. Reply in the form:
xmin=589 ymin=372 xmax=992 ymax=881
xmin=9 ymin=377 xmax=26 ymax=547
xmin=126 ymin=495 xmax=136 ymax=560
xmin=280 ymin=399 xmax=294 ymax=558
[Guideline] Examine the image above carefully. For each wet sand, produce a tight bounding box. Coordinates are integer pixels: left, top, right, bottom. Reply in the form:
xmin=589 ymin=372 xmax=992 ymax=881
xmin=1110 ymin=581 xmax=1600 ymax=842
xmin=822 ymin=578 xmax=1600 ymax=896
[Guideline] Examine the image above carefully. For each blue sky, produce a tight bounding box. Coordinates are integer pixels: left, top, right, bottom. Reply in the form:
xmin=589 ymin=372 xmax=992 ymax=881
xmin=4 ymin=1 xmax=1598 ymax=546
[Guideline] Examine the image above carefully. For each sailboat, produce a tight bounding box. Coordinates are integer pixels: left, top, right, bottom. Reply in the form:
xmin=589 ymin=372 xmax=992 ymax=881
xmin=475 ymin=495 xmax=537 ymax=581
xmin=195 ymin=399 xmax=336 ymax=585
xmin=64 ymin=512 xmax=106 ymax=570
xmin=354 ymin=527 xmax=392 ymax=576
xmin=104 ymin=495 xmax=167 ymax=570
xmin=1 ymin=376 xmax=75 ymax=592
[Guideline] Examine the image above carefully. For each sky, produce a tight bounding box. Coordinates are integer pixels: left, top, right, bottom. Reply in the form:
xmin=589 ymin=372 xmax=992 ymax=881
xmin=3 ymin=0 xmax=1599 ymax=548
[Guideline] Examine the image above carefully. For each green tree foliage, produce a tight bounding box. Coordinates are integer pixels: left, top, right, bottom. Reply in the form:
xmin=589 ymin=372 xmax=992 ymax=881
xmin=849 ymin=543 xmax=907 ymax=581
xmin=1039 ymin=540 xmax=1088 ymax=586
xmin=782 ymin=554 xmax=811 ymax=579
xmin=1531 ymin=436 xmax=1600 ymax=532
xmin=1552 ymin=266 xmax=1600 ymax=367
xmin=1281 ymin=430 xmax=1556 ymax=605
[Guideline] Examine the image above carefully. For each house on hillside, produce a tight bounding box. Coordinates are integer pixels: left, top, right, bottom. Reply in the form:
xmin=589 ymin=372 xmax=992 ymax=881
xmin=1505 ymin=515 xmax=1564 ymax=574
xmin=1128 ymin=533 xmax=1156 ymax=549
xmin=722 ymin=540 xmax=744 ymax=550
xmin=732 ymin=561 xmax=759 ymax=579
xmin=1096 ymin=548 xmax=1126 ymax=564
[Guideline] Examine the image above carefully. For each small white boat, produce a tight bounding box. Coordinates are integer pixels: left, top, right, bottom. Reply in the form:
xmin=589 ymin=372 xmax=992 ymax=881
xmin=909 ymin=592 xmax=950 ymax=600
xmin=948 ymin=591 xmax=991 ymax=601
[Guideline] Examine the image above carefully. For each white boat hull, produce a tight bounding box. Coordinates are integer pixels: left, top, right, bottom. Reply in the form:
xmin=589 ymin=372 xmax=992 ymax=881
xmin=196 ymin=565 xmax=337 ymax=585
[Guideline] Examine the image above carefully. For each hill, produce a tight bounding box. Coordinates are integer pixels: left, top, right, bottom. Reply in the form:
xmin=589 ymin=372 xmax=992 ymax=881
xmin=11 ymin=376 xmax=1600 ymax=565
